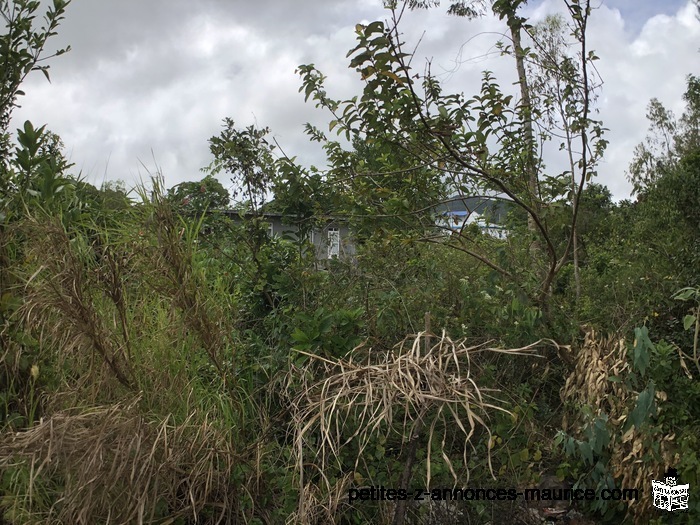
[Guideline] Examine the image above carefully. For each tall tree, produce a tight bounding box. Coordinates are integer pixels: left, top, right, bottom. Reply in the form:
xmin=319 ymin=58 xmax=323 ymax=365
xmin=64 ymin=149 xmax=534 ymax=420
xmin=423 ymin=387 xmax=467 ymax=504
xmin=628 ymin=75 xmax=700 ymax=195
xmin=167 ymin=174 xmax=230 ymax=216
xmin=527 ymin=14 xmax=603 ymax=302
xmin=1 ymin=0 xmax=71 ymax=174
xmin=297 ymin=0 xmax=605 ymax=311
xmin=205 ymin=118 xmax=276 ymax=216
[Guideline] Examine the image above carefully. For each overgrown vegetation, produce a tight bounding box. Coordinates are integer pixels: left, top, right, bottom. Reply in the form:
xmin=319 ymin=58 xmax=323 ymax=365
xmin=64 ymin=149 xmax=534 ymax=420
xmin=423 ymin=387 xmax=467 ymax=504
xmin=1 ymin=0 xmax=698 ymax=524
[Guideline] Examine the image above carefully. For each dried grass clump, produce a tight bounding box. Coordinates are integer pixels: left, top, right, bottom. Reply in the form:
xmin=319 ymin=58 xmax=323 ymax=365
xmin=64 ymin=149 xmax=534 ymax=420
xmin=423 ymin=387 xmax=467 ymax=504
xmin=561 ymin=327 xmax=631 ymax=430
xmin=19 ymin=217 xmax=135 ymax=391
xmin=561 ymin=326 xmax=674 ymax=523
xmin=286 ymin=331 xmax=542 ymax=523
xmin=285 ymin=475 xmax=354 ymax=525
xmin=0 ymin=401 xmax=238 ymax=524
xmin=18 ymin=192 xmax=235 ymax=404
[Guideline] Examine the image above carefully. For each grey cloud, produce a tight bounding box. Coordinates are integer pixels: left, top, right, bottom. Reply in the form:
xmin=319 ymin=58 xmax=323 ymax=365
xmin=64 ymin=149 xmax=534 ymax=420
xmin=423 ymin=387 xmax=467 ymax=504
xmin=8 ymin=0 xmax=700 ymax=198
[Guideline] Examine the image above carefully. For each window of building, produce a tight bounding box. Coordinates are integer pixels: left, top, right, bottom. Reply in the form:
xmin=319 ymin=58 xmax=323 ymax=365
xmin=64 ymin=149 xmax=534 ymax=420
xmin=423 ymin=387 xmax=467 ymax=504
xmin=328 ymin=228 xmax=339 ymax=259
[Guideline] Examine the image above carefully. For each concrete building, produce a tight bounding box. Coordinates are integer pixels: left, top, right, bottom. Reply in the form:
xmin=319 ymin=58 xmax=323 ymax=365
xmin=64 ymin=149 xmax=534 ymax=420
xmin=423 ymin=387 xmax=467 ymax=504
xmin=221 ymin=210 xmax=355 ymax=261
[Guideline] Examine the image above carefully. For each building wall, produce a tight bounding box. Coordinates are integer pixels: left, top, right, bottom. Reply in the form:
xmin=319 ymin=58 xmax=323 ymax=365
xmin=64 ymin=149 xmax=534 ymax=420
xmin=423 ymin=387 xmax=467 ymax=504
xmin=267 ymin=218 xmax=355 ymax=260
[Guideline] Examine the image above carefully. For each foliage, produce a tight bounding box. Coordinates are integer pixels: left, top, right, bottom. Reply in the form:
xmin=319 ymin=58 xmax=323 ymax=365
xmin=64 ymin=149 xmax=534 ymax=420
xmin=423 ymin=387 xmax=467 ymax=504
xmin=166 ymin=173 xmax=231 ymax=239
xmin=271 ymin=159 xmax=332 ymax=241
xmin=287 ymin=332 xmax=542 ymax=525
xmin=167 ymin=174 xmax=230 ymax=214
xmin=0 ymin=0 xmax=71 ymax=167
xmin=1 ymin=1 xmax=699 ymax=524
xmin=558 ymin=320 xmax=700 ymax=524
xmin=1 ymin=0 xmax=74 ymax=449
xmin=1 ymin=177 xmax=300 ymax=523
xmin=296 ymin=0 xmax=606 ymax=312
xmin=0 ymin=403 xmax=240 ymax=524
xmin=205 ymin=118 xmax=277 ymax=214
xmin=628 ymin=75 xmax=700 ymax=195
xmin=672 ymin=286 xmax=700 ymax=376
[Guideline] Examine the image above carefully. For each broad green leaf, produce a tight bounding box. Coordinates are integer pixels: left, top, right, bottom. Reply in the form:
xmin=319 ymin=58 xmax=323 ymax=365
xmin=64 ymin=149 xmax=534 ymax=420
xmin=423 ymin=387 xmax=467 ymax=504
xmin=633 ymin=326 xmax=653 ymax=376
xmin=365 ymin=21 xmax=384 ymax=35
xmin=628 ymin=383 xmax=656 ymax=430
xmin=579 ymin=442 xmax=593 ymax=465
xmin=290 ymin=328 xmax=310 ymax=344
xmin=592 ymin=417 xmax=610 ymax=454
xmin=673 ymin=287 xmax=697 ymax=301
xmin=683 ymin=315 xmax=696 ymax=331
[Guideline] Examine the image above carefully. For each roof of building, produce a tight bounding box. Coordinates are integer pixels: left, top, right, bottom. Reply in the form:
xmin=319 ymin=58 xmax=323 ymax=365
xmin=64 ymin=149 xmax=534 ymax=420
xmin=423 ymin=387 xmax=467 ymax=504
xmin=433 ymin=195 xmax=513 ymax=224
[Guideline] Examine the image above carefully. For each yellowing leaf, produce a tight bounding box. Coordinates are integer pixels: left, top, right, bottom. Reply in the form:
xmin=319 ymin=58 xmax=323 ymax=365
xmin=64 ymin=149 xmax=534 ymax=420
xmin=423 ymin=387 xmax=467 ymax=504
xmin=380 ymin=70 xmax=404 ymax=85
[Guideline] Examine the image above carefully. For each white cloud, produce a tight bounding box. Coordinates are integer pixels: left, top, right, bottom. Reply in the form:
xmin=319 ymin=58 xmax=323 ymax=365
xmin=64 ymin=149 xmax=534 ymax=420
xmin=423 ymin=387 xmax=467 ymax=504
xmin=589 ymin=1 xmax=699 ymax=197
xmin=7 ymin=0 xmax=699 ymax=200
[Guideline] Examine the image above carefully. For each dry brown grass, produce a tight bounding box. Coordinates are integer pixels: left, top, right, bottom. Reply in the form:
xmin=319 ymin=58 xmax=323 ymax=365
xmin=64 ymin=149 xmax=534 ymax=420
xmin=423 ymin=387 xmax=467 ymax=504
xmin=16 ymin=189 xmax=235 ymax=406
xmin=561 ymin=326 xmax=674 ymax=523
xmin=3 ymin=204 xmax=251 ymax=523
xmin=561 ymin=327 xmax=631 ymax=431
xmin=19 ymin=217 xmax=135 ymax=394
xmin=286 ymin=330 xmax=544 ymax=524
xmin=285 ymin=474 xmax=355 ymax=525
xmin=0 ymin=399 xmax=239 ymax=524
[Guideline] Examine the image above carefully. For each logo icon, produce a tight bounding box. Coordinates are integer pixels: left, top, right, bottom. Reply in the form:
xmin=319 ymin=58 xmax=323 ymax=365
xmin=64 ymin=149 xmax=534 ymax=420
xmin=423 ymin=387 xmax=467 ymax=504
xmin=652 ymin=468 xmax=689 ymax=512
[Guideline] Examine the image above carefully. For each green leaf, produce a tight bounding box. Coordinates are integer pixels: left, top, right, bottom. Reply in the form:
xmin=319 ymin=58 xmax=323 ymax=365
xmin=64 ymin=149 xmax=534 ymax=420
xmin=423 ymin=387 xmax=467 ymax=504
xmin=579 ymin=442 xmax=593 ymax=465
xmin=369 ymin=36 xmax=389 ymax=47
xmin=349 ymin=52 xmax=371 ymax=69
xmin=318 ymin=315 xmax=333 ymax=334
xmin=592 ymin=417 xmax=610 ymax=454
xmin=365 ymin=21 xmax=384 ymax=35
xmin=633 ymin=326 xmax=653 ymax=376
xmin=627 ymin=383 xmax=656 ymax=430
xmin=290 ymin=328 xmax=310 ymax=344
xmin=553 ymin=431 xmax=564 ymax=447
xmin=673 ymin=287 xmax=698 ymax=301
xmin=683 ymin=315 xmax=697 ymax=331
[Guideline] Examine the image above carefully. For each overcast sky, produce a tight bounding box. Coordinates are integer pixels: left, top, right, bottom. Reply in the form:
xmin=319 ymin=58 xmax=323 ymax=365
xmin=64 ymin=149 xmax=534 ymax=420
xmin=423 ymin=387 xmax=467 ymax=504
xmin=9 ymin=0 xmax=700 ymax=200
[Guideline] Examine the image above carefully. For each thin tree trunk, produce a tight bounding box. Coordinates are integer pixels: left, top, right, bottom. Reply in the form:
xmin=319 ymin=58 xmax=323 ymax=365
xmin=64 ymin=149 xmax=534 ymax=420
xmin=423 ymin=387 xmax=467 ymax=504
xmin=563 ymin=114 xmax=581 ymax=303
xmin=509 ymin=22 xmax=539 ymax=240
xmin=392 ymin=414 xmax=425 ymax=525
xmin=509 ymin=16 xmax=553 ymax=313
xmin=572 ymin=186 xmax=581 ymax=301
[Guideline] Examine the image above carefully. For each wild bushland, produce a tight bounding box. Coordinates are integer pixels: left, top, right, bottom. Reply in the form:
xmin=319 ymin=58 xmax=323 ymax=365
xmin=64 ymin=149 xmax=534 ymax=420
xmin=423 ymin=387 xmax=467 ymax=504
xmin=0 ymin=178 xmax=292 ymax=524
